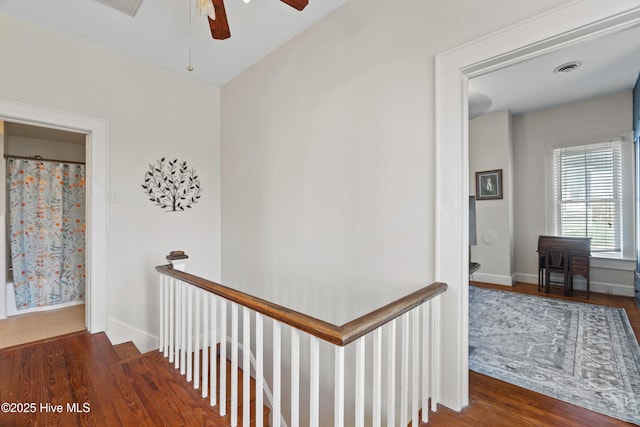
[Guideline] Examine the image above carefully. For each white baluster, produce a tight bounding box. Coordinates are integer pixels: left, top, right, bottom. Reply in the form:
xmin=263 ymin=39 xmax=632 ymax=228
xmin=169 ymin=277 xmax=175 ymax=363
xmin=211 ymin=295 xmax=218 ymax=406
xmin=412 ymin=309 xmax=420 ymax=425
xmin=255 ymin=313 xmax=264 ymax=427
xmin=387 ymin=319 xmax=396 ymax=427
xmin=187 ymin=285 xmax=193 ymax=382
xmin=273 ymin=321 xmax=281 ymax=427
xmin=243 ymin=308 xmax=250 ymax=427
xmin=194 ymin=289 xmax=201 ymax=389
xmin=181 ymin=281 xmax=187 ymax=374
xmin=220 ymin=299 xmax=227 ymax=415
xmin=310 ymin=336 xmax=319 ymax=427
xmin=164 ymin=276 xmax=173 ymax=357
xmin=231 ymin=302 xmax=239 ymax=426
xmin=334 ymin=346 xmax=344 ymax=427
xmin=202 ymin=291 xmax=209 ymax=398
xmin=355 ymin=337 xmax=365 ymax=427
xmin=422 ymin=302 xmax=430 ymax=423
xmin=175 ymin=279 xmax=181 ymax=368
xmin=291 ymin=328 xmax=300 ymax=427
xmin=159 ymin=274 xmax=165 ymax=352
xmin=431 ymin=297 xmax=440 ymax=413
xmin=373 ymin=328 xmax=382 ymax=427
xmin=401 ymin=314 xmax=409 ymax=425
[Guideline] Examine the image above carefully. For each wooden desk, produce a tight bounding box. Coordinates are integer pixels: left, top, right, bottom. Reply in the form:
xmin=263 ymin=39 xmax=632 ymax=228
xmin=537 ymin=235 xmax=591 ymax=298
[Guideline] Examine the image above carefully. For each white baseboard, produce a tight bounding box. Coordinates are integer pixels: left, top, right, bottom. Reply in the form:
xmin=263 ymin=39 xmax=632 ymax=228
xmin=106 ymin=323 xmax=225 ymax=356
xmin=575 ymin=280 xmax=634 ymax=297
xmin=471 ymin=272 xmax=513 ymax=286
xmin=515 ymin=273 xmax=538 ymax=284
xmin=107 ymin=317 xmax=159 ymax=353
xmin=514 ymin=273 xmax=634 ymax=297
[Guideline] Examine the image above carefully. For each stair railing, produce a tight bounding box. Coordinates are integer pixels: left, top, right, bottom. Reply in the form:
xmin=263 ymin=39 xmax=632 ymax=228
xmin=156 ymin=251 xmax=447 ymax=427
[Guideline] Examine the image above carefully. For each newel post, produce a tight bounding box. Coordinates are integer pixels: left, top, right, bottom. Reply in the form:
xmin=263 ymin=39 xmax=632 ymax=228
xmin=167 ymin=250 xmax=189 ymax=271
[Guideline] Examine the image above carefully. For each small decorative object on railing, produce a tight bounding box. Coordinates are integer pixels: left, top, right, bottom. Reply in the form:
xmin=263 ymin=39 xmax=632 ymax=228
xmin=167 ymin=250 xmax=188 ymax=260
xmin=166 ymin=251 xmax=189 ymax=272
xmin=142 ymin=158 xmax=202 ymax=212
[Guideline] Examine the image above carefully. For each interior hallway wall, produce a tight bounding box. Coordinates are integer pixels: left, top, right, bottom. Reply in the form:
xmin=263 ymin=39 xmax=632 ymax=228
xmin=221 ymin=0 xmax=573 ymax=418
xmin=469 ymin=110 xmax=515 ymax=286
xmin=0 ymin=14 xmax=222 ymax=351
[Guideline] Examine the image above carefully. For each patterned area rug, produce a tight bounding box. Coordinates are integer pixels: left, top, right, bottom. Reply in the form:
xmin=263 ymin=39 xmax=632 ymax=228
xmin=469 ymin=287 xmax=640 ymax=424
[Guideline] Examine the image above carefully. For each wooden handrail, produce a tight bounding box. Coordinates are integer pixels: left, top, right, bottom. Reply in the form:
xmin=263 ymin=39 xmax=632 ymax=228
xmin=156 ymin=264 xmax=447 ymax=346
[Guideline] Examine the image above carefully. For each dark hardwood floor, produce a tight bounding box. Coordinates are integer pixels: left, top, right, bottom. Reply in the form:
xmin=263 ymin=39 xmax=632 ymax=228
xmin=424 ymin=282 xmax=640 ymax=427
xmin=0 ymin=331 xmax=231 ymax=426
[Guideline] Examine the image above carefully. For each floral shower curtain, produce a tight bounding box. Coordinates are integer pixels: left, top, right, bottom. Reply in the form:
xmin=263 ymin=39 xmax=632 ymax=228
xmin=8 ymin=158 xmax=86 ymax=310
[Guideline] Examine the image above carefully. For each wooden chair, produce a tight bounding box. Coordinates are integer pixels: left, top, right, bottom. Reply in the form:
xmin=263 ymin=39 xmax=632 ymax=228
xmin=544 ymin=249 xmax=571 ymax=296
xmin=537 ymin=252 xmax=545 ymax=292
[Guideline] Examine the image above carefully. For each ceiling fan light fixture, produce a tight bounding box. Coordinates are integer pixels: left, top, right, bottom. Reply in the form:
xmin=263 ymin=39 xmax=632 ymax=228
xmin=197 ymin=0 xmax=215 ymax=19
xmin=200 ymin=0 xmax=308 ymax=40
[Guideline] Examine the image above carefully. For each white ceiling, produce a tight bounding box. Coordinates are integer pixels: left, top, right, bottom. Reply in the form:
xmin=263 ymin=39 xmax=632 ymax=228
xmin=0 ymin=0 xmax=348 ymax=86
xmin=2 ymin=1 xmax=638 ymax=116
xmin=469 ymin=24 xmax=640 ymax=117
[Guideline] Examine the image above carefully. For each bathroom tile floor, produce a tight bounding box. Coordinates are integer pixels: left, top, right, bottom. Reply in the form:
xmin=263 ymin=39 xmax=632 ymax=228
xmin=0 ymin=304 xmax=85 ymax=349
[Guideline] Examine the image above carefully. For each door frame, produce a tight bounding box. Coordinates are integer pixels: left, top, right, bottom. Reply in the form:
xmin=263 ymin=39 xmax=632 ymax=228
xmin=0 ymin=99 xmax=108 ymax=333
xmin=434 ymin=0 xmax=640 ymax=411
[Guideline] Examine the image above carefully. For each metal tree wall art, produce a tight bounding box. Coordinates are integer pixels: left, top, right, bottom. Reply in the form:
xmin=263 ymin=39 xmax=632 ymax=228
xmin=142 ymin=158 xmax=202 ymax=212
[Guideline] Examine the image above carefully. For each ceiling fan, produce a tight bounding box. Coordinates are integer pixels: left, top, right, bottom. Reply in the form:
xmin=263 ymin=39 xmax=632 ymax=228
xmin=198 ymin=0 xmax=309 ymax=40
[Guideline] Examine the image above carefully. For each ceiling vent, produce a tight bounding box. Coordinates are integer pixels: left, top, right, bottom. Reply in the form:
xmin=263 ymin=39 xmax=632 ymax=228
xmin=553 ymin=61 xmax=583 ymax=74
xmin=94 ymin=0 xmax=143 ymax=17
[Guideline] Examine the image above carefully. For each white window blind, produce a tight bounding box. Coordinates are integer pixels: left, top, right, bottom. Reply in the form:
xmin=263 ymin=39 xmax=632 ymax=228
xmin=553 ymin=140 xmax=622 ymax=252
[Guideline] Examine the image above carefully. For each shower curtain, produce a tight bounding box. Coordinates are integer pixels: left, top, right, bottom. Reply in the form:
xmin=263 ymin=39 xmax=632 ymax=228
xmin=7 ymin=158 xmax=86 ymax=310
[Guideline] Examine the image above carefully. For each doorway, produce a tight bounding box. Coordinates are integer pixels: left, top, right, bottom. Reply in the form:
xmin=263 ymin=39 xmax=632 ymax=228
xmin=0 ymin=99 xmax=108 ymax=336
xmin=434 ymin=2 xmax=640 ymax=412
xmin=0 ymin=121 xmax=87 ymax=347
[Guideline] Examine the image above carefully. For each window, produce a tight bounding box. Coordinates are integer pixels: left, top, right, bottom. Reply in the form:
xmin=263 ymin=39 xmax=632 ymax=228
xmin=552 ymin=140 xmax=622 ymax=253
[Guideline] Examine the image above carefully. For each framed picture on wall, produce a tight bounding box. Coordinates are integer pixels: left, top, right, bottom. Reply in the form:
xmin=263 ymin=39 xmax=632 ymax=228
xmin=476 ymin=169 xmax=503 ymax=200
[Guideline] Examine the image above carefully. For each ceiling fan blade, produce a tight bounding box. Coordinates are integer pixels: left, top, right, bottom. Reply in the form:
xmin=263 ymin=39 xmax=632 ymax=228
xmin=280 ymin=0 xmax=308 ymax=11
xmin=208 ymin=0 xmax=231 ymax=40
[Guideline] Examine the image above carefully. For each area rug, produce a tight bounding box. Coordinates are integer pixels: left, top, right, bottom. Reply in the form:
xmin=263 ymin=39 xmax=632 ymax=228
xmin=469 ymin=286 xmax=640 ymax=425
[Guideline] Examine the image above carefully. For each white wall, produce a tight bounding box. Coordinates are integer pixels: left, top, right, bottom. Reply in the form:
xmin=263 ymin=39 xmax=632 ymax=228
xmin=220 ymin=0 xmax=571 ymax=316
xmin=6 ymin=136 xmax=85 ymax=163
xmin=220 ymin=0 xmax=572 ymax=417
xmin=513 ymin=91 xmax=635 ymax=295
xmin=469 ymin=110 xmax=515 ymax=285
xmin=0 ymin=14 xmax=222 ymax=351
